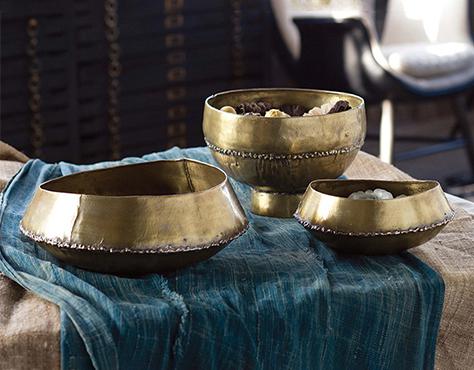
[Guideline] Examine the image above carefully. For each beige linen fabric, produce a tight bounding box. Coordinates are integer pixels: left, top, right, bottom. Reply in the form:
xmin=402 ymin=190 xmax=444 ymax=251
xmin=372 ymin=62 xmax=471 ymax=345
xmin=346 ymin=152 xmax=474 ymax=370
xmin=0 ymin=143 xmax=472 ymax=369
xmin=0 ymin=275 xmax=60 ymax=370
xmin=0 ymin=142 xmax=60 ymax=370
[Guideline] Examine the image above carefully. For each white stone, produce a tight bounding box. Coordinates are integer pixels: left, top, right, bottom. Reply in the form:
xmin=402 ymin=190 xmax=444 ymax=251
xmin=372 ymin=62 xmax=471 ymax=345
xmin=320 ymin=103 xmax=333 ymax=114
xmin=264 ymin=109 xmax=290 ymax=118
xmin=220 ymin=105 xmax=236 ymax=114
xmin=303 ymin=106 xmax=324 ymax=116
xmin=348 ymin=191 xmax=366 ymax=199
xmin=374 ymin=188 xmax=394 ymax=200
xmin=348 ymin=188 xmax=400 ymax=200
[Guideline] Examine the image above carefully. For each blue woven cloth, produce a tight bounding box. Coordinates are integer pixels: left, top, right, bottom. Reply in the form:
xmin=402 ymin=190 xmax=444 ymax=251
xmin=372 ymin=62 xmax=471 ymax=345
xmin=0 ymin=147 xmax=444 ymax=370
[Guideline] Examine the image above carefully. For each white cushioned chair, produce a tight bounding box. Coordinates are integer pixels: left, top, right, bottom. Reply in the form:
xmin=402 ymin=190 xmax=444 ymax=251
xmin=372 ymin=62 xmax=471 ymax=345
xmin=271 ymin=0 xmax=474 ymax=171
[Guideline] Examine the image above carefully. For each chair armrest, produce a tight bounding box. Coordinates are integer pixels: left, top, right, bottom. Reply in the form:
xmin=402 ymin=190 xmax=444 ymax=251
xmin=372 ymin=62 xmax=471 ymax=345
xmin=292 ymin=16 xmax=398 ymax=101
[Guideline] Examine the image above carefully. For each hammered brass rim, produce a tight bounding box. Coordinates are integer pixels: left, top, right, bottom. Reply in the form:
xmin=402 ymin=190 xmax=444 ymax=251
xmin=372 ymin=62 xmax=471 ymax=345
xmin=205 ymin=138 xmax=364 ymax=160
xmin=294 ymin=212 xmax=455 ymax=237
xmin=20 ymin=222 xmax=249 ymax=254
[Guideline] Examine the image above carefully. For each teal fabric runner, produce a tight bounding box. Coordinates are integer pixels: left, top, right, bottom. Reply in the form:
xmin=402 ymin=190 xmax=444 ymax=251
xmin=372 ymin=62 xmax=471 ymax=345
xmin=0 ymin=147 xmax=444 ymax=370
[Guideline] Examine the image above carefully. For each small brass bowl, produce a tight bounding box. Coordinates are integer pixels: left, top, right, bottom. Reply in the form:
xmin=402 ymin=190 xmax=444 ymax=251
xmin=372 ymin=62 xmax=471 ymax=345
xmin=20 ymin=159 xmax=248 ymax=275
xmin=295 ymin=179 xmax=455 ymax=255
xmin=203 ymin=88 xmax=366 ymax=217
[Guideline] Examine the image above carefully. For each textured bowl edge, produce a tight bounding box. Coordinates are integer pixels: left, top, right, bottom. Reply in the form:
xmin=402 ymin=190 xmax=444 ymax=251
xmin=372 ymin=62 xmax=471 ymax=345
xmin=205 ymin=138 xmax=364 ymax=160
xmin=293 ymin=211 xmax=455 ymax=237
xmin=19 ymin=221 xmax=249 ymax=254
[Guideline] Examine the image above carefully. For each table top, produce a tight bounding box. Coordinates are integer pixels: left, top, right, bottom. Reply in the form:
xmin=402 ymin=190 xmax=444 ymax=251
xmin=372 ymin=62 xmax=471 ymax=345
xmin=0 ymin=141 xmax=472 ymax=370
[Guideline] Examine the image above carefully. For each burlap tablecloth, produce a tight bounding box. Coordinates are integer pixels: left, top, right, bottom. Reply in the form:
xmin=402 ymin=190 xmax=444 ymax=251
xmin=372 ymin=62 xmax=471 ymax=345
xmin=0 ymin=142 xmax=472 ymax=370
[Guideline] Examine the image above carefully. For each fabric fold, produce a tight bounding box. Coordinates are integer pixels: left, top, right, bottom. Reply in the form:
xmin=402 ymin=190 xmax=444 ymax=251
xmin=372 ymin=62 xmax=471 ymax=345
xmin=0 ymin=147 xmax=444 ymax=370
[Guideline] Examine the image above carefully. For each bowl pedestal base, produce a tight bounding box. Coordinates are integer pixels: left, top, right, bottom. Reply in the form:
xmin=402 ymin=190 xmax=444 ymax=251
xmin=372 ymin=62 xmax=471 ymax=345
xmin=251 ymin=188 xmax=303 ymax=218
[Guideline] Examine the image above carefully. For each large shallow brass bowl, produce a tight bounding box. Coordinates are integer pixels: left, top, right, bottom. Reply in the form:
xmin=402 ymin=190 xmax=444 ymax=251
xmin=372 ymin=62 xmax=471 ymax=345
xmin=203 ymin=88 xmax=366 ymax=217
xmin=295 ymin=179 xmax=455 ymax=255
xmin=20 ymin=159 xmax=248 ymax=275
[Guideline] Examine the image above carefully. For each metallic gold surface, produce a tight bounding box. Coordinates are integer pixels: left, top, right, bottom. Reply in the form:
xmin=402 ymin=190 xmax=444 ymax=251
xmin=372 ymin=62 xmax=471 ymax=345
xmin=21 ymin=159 xmax=248 ymax=274
xmin=295 ymin=179 xmax=455 ymax=254
xmin=251 ymin=189 xmax=303 ymax=218
xmin=203 ymin=88 xmax=366 ymax=217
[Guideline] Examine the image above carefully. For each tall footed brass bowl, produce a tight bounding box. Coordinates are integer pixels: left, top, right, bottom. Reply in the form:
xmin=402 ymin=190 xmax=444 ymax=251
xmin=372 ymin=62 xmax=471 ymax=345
xmin=20 ymin=159 xmax=248 ymax=275
xmin=203 ymin=88 xmax=366 ymax=217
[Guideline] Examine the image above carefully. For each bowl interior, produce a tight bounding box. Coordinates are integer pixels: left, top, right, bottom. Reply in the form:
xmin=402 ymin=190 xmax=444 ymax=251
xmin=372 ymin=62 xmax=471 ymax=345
xmin=42 ymin=159 xmax=226 ymax=197
xmin=310 ymin=180 xmax=438 ymax=199
xmin=207 ymin=88 xmax=364 ymax=113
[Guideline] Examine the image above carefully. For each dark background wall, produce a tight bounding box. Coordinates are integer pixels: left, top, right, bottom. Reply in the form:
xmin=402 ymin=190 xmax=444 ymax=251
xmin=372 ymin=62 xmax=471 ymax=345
xmin=0 ymin=0 xmax=271 ymax=163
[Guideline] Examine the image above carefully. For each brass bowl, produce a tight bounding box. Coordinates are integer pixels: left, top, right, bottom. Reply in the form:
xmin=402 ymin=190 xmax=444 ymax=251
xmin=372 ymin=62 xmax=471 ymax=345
xmin=295 ymin=179 xmax=455 ymax=255
xmin=203 ymin=88 xmax=366 ymax=217
xmin=20 ymin=159 xmax=248 ymax=275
